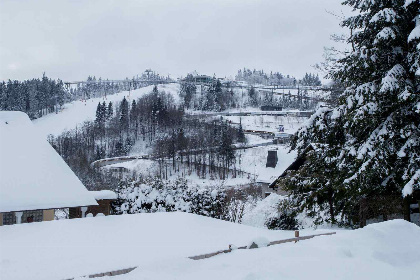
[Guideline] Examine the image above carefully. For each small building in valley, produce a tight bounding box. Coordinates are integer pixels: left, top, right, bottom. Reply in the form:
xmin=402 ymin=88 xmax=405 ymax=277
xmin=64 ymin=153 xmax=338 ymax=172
xmin=267 ymin=144 xmax=317 ymax=195
xmin=273 ymin=132 xmax=292 ymax=144
xmin=0 ymin=111 xmax=98 ymax=226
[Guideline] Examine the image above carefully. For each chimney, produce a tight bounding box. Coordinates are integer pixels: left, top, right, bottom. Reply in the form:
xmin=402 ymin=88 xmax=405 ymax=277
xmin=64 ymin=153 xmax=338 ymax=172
xmin=266 ymin=150 xmax=278 ymax=168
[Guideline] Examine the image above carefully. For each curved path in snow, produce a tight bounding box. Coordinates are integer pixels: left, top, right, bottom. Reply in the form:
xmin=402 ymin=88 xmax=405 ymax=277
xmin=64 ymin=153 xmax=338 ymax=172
xmin=91 ymin=141 xmax=275 ymax=168
xmin=92 ymin=109 xmax=310 ymax=169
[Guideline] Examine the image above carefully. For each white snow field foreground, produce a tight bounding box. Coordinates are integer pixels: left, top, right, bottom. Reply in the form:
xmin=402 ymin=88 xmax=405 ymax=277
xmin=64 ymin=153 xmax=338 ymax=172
xmin=102 ymin=219 xmax=420 ymax=280
xmin=1 ymin=214 xmax=419 ymax=280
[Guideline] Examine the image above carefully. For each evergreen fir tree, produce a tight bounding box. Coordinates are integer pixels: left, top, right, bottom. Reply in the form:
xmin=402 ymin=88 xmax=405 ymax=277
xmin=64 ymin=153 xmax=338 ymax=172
xmin=107 ymin=101 xmax=113 ymax=120
xmin=130 ymin=100 xmax=137 ymax=122
xmin=214 ymin=79 xmax=225 ymax=111
xmin=95 ymin=102 xmax=106 ymax=127
xmin=280 ymin=0 xmax=420 ymax=226
xmin=248 ymin=86 xmax=258 ymax=107
xmin=119 ymin=97 xmax=129 ymax=132
xmin=237 ymin=118 xmax=246 ymax=143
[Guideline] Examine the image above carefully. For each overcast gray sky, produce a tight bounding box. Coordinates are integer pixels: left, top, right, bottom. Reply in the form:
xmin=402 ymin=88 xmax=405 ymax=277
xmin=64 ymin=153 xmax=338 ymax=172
xmin=0 ymin=0 xmax=349 ymax=82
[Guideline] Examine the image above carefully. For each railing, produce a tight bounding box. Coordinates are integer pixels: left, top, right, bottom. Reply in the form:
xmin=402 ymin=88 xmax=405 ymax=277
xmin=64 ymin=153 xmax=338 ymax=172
xmin=189 ymin=231 xmax=336 ymax=260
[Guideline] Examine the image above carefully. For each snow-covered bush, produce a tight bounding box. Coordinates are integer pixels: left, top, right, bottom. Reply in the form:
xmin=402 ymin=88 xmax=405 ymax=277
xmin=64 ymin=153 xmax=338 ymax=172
xmin=113 ymin=177 xmax=226 ymax=219
xmin=114 ymin=178 xmax=190 ymax=213
xmin=242 ymin=193 xmax=285 ymax=228
xmin=265 ymin=207 xmax=299 ymax=230
xmin=241 ymin=193 xmax=302 ymax=230
xmin=223 ymin=184 xmax=262 ymax=223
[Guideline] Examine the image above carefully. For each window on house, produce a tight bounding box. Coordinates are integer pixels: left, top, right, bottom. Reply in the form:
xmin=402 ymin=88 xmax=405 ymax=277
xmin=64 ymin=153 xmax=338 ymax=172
xmin=22 ymin=210 xmax=43 ymax=223
xmin=2 ymin=212 xmax=16 ymax=225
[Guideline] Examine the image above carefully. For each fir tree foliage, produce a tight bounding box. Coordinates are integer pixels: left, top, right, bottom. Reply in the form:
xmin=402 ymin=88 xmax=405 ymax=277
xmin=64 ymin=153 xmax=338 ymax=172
xmin=237 ymin=118 xmax=247 ymax=143
xmin=106 ymin=101 xmax=113 ymax=120
xmin=248 ymin=86 xmax=259 ymax=107
xmin=300 ymin=73 xmax=322 ymax=86
xmin=0 ymin=73 xmax=69 ymax=119
xmin=282 ymin=0 xmax=420 ymax=226
xmin=119 ymin=96 xmax=129 ymax=132
xmin=95 ymin=102 xmax=106 ymax=127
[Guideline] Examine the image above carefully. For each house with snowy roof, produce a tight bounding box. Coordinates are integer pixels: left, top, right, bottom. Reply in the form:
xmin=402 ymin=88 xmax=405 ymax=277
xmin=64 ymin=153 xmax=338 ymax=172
xmin=0 ymin=111 xmax=98 ymax=226
xmin=268 ymin=144 xmax=322 ymax=193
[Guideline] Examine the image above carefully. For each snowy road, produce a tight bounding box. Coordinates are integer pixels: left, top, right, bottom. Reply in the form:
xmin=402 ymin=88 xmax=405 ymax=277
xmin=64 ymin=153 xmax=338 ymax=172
xmin=91 ymin=140 xmax=274 ymax=168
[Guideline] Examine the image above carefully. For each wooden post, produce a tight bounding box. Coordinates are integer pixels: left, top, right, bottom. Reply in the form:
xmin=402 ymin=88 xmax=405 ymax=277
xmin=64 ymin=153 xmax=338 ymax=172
xmin=295 ymin=230 xmax=299 ymax=238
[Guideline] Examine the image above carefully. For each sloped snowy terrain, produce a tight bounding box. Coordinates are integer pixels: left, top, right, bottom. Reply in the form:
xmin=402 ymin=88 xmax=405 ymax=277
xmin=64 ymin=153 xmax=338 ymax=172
xmin=33 ymin=83 xmax=180 ymax=138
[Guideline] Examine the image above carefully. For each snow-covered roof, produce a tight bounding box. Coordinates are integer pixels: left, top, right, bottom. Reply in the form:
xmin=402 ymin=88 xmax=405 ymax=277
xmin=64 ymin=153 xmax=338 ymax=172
xmin=268 ymin=143 xmax=325 ymax=188
xmin=0 ymin=111 xmax=98 ymax=212
xmin=90 ymin=190 xmax=118 ymax=200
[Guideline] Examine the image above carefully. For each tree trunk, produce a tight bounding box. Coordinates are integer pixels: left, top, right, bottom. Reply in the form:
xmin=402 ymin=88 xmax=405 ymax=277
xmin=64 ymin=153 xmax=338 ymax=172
xmin=403 ymin=195 xmax=411 ymax=222
xmin=328 ymin=188 xmax=335 ymax=224
xmin=359 ymin=197 xmax=367 ymax=228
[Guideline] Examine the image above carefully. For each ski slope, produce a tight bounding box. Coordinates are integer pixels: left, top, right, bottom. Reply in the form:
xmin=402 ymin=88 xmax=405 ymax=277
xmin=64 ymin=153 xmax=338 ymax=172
xmin=32 ymin=83 xmax=180 ymax=138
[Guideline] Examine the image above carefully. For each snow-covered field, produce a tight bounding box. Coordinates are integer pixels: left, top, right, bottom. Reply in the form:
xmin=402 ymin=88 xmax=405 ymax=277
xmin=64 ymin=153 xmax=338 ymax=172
xmin=115 ymin=219 xmax=420 ymax=280
xmin=104 ymin=143 xmax=296 ymax=188
xmin=1 ymin=214 xmax=418 ymax=280
xmin=33 ymin=83 xmax=180 ymax=138
xmin=0 ymin=212 xmax=327 ymax=280
xmin=104 ymin=141 xmax=296 ymax=188
xmin=224 ymin=114 xmax=305 ymax=134
xmin=104 ymin=157 xmax=254 ymax=187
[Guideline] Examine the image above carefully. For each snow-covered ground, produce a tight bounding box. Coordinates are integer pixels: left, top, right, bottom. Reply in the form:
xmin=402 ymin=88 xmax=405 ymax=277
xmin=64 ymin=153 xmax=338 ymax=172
xmin=33 ymin=83 xmax=180 ymax=138
xmin=104 ymin=142 xmax=296 ymax=187
xmin=110 ymin=219 xmax=419 ymax=280
xmin=0 ymin=212 xmax=328 ymax=280
xmin=103 ymin=157 xmax=253 ymax=187
xmin=224 ymin=114 xmax=305 ymax=135
xmin=1 ymin=214 xmax=418 ymax=280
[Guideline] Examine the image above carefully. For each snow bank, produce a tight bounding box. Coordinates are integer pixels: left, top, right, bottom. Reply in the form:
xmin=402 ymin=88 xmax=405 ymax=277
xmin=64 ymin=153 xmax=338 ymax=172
xmin=0 ymin=212 xmax=303 ymax=280
xmin=110 ymin=219 xmax=420 ymax=280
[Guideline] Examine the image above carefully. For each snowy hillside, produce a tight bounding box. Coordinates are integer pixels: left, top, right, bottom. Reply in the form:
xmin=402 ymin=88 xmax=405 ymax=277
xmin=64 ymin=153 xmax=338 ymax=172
xmin=33 ymin=83 xmax=180 ymax=138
